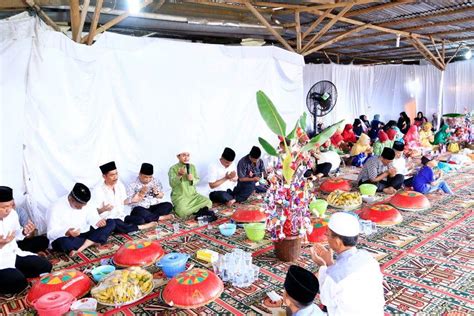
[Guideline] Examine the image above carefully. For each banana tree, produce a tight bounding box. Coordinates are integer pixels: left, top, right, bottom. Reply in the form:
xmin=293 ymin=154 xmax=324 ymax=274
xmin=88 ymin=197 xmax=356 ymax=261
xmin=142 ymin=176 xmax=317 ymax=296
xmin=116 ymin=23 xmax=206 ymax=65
xmin=256 ymin=90 xmax=344 ymax=184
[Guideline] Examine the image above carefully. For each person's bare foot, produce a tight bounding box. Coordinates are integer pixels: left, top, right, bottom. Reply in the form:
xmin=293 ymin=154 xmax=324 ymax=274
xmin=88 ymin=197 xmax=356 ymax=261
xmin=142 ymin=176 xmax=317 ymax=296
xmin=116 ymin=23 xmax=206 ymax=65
xmin=158 ymin=214 xmax=174 ymax=222
xmin=383 ymin=187 xmax=397 ymax=195
xmin=138 ymin=221 xmax=158 ymax=230
xmin=69 ymin=250 xmax=79 ymax=257
xmin=226 ymin=199 xmax=236 ymax=207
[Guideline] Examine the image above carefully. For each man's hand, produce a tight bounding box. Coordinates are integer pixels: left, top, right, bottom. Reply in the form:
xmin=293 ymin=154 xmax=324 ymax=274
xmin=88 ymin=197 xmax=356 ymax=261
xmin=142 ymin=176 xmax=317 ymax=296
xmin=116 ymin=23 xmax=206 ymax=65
xmin=178 ymin=167 xmax=187 ymax=176
xmin=139 ymin=185 xmax=148 ymax=195
xmin=155 ymin=191 xmax=164 ymax=199
xmin=66 ymin=228 xmax=81 ymax=237
xmin=226 ymin=171 xmax=237 ymax=179
xmin=187 ymin=174 xmax=194 ymax=181
xmin=0 ymin=231 xmax=16 ymax=249
xmin=98 ymin=203 xmax=113 ymax=214
xmin=96 ymin=219 xmax=106 ymax=228
xmin=253 ymin=176 xmax=261 ymax=182
xmin=310 ymin=244 xmax=334 ymax=266
xmin=22 ymin=220 xmax=36 ymax=237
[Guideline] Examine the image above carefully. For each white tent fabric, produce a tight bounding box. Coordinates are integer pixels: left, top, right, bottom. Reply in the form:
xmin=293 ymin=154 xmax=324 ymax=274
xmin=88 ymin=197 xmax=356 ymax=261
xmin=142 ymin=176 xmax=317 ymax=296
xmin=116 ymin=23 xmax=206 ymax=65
xmin=304 ymin=61 xmax=473 ymax=126
xmin=0 ymin=13 xmax=305 ymax=233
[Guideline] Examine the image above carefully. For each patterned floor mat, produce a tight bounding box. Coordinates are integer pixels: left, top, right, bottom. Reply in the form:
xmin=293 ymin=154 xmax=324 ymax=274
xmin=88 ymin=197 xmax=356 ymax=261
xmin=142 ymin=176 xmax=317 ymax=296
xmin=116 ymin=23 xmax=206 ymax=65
xmin=1 ymin=166 xmax=473 ymax=316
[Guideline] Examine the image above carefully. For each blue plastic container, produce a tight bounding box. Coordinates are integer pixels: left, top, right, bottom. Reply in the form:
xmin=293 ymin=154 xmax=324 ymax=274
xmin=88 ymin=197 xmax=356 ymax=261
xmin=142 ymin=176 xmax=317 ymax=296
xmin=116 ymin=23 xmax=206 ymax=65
xmin=91 ymin=265 xmax=115 ymax=282
xmin=156 ymin=252 xmax=190 ymax=278
xmin=219 ymin=223 xmax=237 ymax=237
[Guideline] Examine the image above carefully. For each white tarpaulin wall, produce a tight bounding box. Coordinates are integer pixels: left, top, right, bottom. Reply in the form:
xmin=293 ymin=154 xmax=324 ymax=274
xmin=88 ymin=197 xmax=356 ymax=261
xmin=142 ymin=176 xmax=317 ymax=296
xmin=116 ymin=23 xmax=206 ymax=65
xmin=304 ymin=61 xmax=474 ymax=126
xmin=0 ymin=13 xmax=305 ymax=233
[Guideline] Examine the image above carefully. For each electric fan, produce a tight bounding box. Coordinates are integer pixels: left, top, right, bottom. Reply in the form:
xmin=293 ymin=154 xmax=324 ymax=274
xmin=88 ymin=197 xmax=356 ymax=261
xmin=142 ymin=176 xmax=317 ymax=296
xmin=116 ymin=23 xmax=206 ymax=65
xmin=306 ymin=80 xmax=338 ymax=134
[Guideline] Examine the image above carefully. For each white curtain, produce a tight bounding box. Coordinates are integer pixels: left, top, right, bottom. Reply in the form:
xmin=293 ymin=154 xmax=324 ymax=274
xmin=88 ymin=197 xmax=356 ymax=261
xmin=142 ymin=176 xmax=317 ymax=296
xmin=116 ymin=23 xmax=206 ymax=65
xmin=1 ymin=13 xmax=305 ymax=233
xmin=304 ymin=61 xmax=473 ymax=126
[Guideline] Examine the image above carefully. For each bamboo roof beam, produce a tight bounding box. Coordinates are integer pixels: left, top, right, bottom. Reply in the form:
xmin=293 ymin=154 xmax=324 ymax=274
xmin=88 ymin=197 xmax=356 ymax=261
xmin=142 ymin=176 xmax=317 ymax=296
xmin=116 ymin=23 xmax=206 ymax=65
xmin=302 ymin=8 xmax=333 ymax=40
xmin=86 ymin=0 xmax=103 ymax=45
xmin=345 ymin=0 xmax=416 ymax=17
xmin=81 ymin=0 xmax=156 ymax=44
xmin=69 ymin=0 xmax=80 ymax=41
xmin=410 ymin=37 xmax=445 ymax=70
xmin=23 ymin=0 xmax=62 ymax=31
xmin=303 ymin=24 xmax=369 ymax=56
xmin=244 ymin=1 xmax=294 ymax=52
xmin=302 ymin=3 xmax=354 ymax=53
xmin=295 ymin=10 xmax=302 ymax=52
xmin=76 ymin=0 xmax=90 ymax=42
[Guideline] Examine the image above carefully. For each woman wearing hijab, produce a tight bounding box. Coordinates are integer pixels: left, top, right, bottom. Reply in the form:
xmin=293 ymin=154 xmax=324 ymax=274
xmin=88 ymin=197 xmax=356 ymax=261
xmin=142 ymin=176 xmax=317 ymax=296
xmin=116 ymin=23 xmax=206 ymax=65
xmin=397 ymin=112 xmax=411 ymax=134
xmin=353 ymin=119 xmax=364 ymax=137
xmin=419 ymin=122 xmax=434 ymax=149
xmin=369 ymin=114 xmax=383 ymax=141
xmin=414 ymin=111 xmax=428 ymax=127
xmin=359 ymin=115 xmax=370 ymax=133
xmin=404 ymin=126 xmax=421 ymax=151
xmin=386 ymin=128 xmax=397 ymax=142
xmin=372 ymin=130 xmax=392 ymax=156
xmin=350 ymin=133 xmax=372 ymax=167
xmin=342 ymin=124 xmax=357 ymax=144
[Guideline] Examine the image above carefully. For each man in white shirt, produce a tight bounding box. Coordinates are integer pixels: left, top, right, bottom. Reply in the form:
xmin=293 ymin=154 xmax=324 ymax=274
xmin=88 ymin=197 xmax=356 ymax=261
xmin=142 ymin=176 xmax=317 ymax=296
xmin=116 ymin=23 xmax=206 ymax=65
xmin=311 ymin=212 xmax=385 ymax=316
xmin=0 ymin=186 xmax=52 ymax=294
xmin=283 ymin=265 xmax=325 ymax=316
xmin=391 ymin=141 xmax=414 ymax=188
xmin=208 ymin=147 xmax=238 ymax=206
xmin=93 ymin=161 xmax=157 ymax=234
xmin=47 ymin=183 xmax=116 ymax=256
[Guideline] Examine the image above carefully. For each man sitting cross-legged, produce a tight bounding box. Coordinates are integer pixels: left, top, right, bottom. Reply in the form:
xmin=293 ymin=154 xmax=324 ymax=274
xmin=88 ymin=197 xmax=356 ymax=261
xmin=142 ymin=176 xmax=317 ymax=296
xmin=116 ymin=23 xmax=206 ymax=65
xmin=47 ymin=183 xmax=116 ymax=256
xmin=93 ymin=161 xmax=158 ymax=234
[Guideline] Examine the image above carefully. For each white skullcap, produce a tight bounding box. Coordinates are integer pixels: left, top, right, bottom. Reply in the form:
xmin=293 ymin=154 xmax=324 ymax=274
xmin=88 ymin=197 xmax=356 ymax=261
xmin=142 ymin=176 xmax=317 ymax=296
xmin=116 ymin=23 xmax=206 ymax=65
xmin=328 ymin=212 xmax=360 ymax=237
xmin=177 ymin=149 xmax=191 ymax=155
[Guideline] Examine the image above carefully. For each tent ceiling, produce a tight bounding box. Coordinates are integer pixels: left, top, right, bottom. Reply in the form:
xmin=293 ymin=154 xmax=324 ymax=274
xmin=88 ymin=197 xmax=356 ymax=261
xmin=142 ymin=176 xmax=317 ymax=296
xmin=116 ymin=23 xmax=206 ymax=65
xmin=1 ymin=0 xmax=473 ymax=66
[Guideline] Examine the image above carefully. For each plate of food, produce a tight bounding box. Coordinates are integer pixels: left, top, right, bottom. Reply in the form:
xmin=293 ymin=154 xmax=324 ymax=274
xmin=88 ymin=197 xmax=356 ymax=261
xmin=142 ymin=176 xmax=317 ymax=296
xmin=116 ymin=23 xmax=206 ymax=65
xmin=326 ymin=190 xmax=362 ymax=210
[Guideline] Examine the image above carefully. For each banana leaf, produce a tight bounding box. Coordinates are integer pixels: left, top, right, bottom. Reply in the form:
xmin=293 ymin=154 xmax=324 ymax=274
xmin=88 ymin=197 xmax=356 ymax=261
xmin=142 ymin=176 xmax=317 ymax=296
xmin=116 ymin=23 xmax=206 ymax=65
xmin=282 ymin=152 xmax=295 ymax=184
xmin=256 ymin=91 xmax=287 ymax=136
xmin=302 ymin=119 xmax=345 ymax=152
xmin=299 ymin=112 xmax=307 ymax=131
xmin=258 ymin=137 xmax=278 ymax=157
xmin=442 ymin=113 xmax=464 ymax=118
xmin=286 ymin=121 xmax=299 ymax=140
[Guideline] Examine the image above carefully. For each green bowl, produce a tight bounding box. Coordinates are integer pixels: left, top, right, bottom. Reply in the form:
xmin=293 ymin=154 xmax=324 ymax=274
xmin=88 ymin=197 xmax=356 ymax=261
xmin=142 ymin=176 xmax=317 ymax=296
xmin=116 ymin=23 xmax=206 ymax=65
xmin=244 ymin=223 xmax=266 ymax=241
xmin=359 ymin=183 xmax=377 ymax=196
xmin=309 ymin=199 xmax=328 ymax=216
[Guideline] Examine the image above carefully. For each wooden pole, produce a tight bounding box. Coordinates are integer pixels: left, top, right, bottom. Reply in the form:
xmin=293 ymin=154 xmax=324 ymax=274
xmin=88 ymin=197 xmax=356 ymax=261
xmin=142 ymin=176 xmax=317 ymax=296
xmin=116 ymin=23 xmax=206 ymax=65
xmin=302 ymin=4 xmax=354 ymax=53
xmin=430 ymin=36 xmax=444 ymax=67
xmin=86 ymin=0 xmax=103 ymax=45
xmin=302 ymin=9 xmax=332 ymax=40
xmin=295 ymin=10 xmax=302 ymax=53
xmin=244 ymin=1 xmax=295 ymax=52
xmin=69 ymin=0 xmax=80 ymax=41
xmin=412 ymin=37 xmax=445 ymax=70
xmin=23 ymin=0 xmax=62 ymax=32
xmin=81 ymin=0 xmax=156 ymax=43
xmin=76 ymin=0 xmax=90 ymax=42
xmin=303 ymin=24 xmax=369 ymax=56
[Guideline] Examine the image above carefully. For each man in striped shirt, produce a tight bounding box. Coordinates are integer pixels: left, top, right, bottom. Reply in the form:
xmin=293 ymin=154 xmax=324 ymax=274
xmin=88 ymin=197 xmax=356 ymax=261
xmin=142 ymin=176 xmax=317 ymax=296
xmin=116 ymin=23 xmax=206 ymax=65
xmin=357 ymin=147 xmax=398 ymax=194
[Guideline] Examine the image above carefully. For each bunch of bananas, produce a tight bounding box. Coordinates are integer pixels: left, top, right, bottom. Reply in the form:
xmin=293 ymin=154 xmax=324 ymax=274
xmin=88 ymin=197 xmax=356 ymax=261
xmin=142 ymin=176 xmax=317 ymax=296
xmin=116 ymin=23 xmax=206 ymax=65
xmin=91 ymin=267 xmax=153 ymax=305
xmin=327 ymin=190 xmax=362 ymax=208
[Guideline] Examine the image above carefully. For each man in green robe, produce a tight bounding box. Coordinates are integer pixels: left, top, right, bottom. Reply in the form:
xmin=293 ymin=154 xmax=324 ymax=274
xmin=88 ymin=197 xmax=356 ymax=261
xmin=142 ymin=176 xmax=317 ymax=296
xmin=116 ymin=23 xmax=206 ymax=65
xmin=168 ymin=150 xmax=213 ymax=219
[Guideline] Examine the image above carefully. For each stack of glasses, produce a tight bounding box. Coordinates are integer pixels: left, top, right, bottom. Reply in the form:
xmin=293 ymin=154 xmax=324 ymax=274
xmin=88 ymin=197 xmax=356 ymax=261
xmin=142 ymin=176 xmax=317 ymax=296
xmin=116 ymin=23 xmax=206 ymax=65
xmin=212 ymin=249 xmax=260 ymax=288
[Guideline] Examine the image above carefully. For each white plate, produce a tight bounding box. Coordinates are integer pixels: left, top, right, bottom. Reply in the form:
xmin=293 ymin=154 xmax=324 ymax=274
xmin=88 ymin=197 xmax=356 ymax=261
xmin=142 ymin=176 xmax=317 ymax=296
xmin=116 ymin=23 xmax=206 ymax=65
xmin=96 ymin=283 xmax=154 ymax=307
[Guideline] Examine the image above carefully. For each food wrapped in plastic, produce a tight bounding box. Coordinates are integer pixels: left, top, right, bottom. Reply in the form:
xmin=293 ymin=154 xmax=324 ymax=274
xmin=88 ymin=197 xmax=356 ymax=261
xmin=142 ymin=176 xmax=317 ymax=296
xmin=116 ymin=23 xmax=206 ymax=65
xmin=91 ymin=267 xmax=153 ymax=306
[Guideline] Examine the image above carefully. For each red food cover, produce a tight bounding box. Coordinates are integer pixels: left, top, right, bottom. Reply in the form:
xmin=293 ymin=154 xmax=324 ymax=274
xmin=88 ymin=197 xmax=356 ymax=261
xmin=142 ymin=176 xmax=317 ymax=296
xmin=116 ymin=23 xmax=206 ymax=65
xmin=319 ymin=178 xmax=351 ymax=193
xmin=162 ymin=268 xmax=224 ymax=309
xmin=359 ymin=204 xmax=403 ymax=226
xmin=390 ymin=191 xmax=431 ymax=211
xmin=307 ymin=217 xmax=329 ymax=243
xmin=113 ymin=239 xmax=165 ymax=268
xmin=231 ymin=209 xmax=267 ymax=223
xmin=26 ymin=270 xmax=92 ymax=306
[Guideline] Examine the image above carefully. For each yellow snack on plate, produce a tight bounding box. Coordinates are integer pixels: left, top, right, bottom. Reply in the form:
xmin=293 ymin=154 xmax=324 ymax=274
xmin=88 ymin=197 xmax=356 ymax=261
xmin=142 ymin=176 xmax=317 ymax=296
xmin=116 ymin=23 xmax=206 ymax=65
xmin=196 ymin=249 xmax=219 ymax=263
